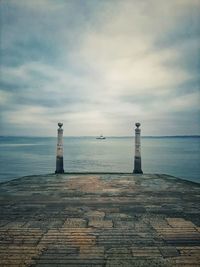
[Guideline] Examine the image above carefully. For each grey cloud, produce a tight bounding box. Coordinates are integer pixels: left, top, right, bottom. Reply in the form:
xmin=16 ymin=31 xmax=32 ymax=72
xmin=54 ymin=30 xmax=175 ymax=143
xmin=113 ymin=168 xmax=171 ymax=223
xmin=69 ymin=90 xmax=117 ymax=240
xmin=0 ymin=0 xmax=200 ymax=136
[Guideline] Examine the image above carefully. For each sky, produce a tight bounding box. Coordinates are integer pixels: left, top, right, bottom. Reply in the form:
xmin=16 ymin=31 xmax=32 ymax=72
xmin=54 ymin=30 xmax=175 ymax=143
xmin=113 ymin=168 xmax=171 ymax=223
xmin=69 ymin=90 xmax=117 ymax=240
xmin=0 ymin=0 xmax=200 ymax=136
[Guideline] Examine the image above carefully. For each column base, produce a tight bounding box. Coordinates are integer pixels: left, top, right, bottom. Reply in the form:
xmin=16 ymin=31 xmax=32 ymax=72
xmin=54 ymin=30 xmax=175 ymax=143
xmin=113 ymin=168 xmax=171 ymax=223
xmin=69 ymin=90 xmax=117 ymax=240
xmin=133 ymin=169 xmax=143 ymax=174
xmin=55 ymin=156 xmax=64 ymax=174
xmin=133 ymin=157 xmax=143 ymax=174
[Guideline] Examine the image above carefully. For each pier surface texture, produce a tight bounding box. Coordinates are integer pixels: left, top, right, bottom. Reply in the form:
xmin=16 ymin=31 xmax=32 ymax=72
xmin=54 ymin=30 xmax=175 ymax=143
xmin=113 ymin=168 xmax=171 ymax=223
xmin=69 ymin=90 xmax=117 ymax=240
xmin=0 ymin=173 xmax=200 ymax=267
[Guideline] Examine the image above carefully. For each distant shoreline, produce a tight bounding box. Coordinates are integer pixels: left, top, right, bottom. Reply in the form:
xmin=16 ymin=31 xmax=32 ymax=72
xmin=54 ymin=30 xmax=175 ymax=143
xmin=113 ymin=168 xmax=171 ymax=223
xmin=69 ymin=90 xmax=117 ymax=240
xmin=1 ymin=135 xmax=200 ymax=138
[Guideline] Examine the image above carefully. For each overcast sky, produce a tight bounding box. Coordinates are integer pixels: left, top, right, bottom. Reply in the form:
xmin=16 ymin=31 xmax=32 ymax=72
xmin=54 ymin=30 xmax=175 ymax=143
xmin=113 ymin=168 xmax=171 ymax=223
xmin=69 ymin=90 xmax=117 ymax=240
xmin=0 ymin=0 xmax=200 ymax=136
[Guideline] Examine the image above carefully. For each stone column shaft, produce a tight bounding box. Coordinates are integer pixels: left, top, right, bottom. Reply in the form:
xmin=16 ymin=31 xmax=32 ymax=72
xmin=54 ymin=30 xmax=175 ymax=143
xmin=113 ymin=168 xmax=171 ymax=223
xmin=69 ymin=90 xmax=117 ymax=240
xmin=55 ymin=123 xmax=64 ymax=174
xmin=133 ymin=122 xmax=143 ymax=174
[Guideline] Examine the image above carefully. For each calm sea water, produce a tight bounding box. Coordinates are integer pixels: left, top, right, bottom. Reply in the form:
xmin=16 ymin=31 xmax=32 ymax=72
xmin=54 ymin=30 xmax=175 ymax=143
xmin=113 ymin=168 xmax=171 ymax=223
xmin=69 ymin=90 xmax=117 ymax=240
xmin=0 ymin=136 xmax=199 ymax=183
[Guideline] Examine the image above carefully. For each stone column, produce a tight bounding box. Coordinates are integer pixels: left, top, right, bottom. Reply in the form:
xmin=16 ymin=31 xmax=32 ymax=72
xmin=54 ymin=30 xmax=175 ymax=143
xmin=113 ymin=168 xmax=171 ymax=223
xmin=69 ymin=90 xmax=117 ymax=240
xmin=133 ymin=122 xmax=143 ymax=174
xmin=55 ymin=122 xmax=64 ymax=174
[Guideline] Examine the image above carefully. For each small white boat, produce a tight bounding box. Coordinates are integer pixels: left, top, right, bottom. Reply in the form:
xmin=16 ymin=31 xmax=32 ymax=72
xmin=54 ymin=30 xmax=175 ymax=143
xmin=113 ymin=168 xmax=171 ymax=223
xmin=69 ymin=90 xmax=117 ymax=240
xmin=96 ymin=134 xmax=106 ymax=140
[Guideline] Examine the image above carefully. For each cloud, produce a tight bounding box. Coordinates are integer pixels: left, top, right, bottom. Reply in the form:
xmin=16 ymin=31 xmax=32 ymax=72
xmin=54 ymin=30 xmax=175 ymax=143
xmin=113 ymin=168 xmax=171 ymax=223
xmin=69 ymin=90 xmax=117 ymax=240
xmin=0 ymin=0 xmax=200 ymax=136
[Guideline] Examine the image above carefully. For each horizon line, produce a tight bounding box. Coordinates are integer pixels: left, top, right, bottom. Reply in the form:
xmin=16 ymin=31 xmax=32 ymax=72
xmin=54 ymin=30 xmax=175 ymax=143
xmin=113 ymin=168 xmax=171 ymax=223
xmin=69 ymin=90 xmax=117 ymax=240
xmin=1 ymin=135 xmax=200 ymax=138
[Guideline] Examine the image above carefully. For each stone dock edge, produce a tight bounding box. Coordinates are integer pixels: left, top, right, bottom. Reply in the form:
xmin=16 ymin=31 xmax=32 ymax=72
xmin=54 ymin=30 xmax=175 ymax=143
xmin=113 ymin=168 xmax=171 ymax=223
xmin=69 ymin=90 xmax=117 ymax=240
xmin=0 ymin=173 xmax=200 ymax=266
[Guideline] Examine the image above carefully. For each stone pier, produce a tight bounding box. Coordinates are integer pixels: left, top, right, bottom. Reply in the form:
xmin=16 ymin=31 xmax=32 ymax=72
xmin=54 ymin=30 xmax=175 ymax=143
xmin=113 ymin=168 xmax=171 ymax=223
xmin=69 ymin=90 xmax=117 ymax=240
xmin=0 ymin=173 xmax=200 ymax=266
xmin=55 ymin=122 xmax=64 ymax=174
xmin=133 ymin=122 xmax=143 ymax=174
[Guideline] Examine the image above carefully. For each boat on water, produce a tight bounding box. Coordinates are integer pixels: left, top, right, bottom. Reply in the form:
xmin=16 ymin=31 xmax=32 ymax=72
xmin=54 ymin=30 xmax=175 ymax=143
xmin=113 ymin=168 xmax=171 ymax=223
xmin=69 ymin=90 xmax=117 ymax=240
xmin=96 ymin=134 xmax=106 ymax=140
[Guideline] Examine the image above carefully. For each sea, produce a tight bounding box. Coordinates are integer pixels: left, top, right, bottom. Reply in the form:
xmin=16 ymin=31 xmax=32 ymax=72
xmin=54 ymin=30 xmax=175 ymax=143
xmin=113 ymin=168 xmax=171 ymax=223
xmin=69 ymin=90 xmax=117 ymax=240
xmin=0 ymin=136 xmax=199 ymax=184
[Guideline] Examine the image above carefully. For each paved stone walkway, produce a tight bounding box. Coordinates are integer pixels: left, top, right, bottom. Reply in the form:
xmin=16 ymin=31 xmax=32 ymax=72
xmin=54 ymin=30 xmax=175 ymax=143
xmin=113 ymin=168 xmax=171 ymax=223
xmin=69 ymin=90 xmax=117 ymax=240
xmin=0 ymin=173 xmax=200 ymax=266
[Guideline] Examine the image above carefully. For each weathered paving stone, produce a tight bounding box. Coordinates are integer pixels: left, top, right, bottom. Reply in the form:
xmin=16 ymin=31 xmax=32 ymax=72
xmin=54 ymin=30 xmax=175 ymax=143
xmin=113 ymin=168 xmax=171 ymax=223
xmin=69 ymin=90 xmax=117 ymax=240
xmin=0 ymin=173 xmax=200 ymax=266
xmin=159 ymin=246 xmax=180 ymax=258
xmin=106 ymin=212 xmax=132 ymax=221
xmin=106 ymin=258 xmax=171 ymax=267
xmin=106 ymin=247 xmax=133 ymax=266
xmin=0 ymin=245 xmax=45 ymax=267
xmin=2 ymin=221 xmax=26 ymax=229
xmin=153 ymin=222 xmax=200 ymax=245
xmin=79 ymin=245 xmax=104 ymax=258
xmin=62 ymin=218 xmax=87 ymax=228
xmin=89 ymin=220 xmax=113 ymax=228
xmin=114 ymin=221 xmax=135 ymax=228
xmin=131 ymin=246 xmax=161 ymax=258
xmin=106 ymin=248 xmax=170 ymax=266
xmin=84 ymin=210 xmax=105 ymax=221
xmin=166 ymin=217 xmax=197 ymax=228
